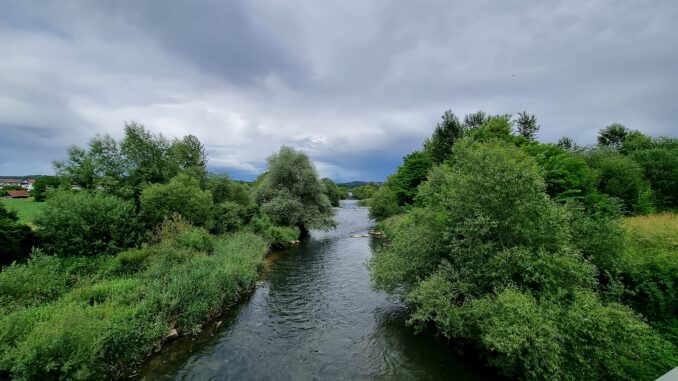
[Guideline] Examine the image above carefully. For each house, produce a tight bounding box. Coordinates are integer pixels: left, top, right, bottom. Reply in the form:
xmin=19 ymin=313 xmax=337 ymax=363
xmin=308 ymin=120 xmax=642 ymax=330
xmin=3 ymin=190 xmax=30 ymax=198
xmin=0 ymin=178 xmax=36 ymax=191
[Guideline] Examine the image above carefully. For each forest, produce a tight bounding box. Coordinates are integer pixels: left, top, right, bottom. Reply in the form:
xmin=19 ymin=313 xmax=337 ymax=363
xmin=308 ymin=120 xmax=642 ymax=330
xmin=0 ymin=123 xmax=341 ymax=380
xmin=368 ymin=111 xmax=678 ymax=380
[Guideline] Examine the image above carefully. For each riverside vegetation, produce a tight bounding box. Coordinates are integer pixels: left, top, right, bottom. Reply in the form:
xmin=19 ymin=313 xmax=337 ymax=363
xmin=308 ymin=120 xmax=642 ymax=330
xmin=368 ymin=111 xmax=678 ymax=380
xmin=0 ymin=123 xmax=337 ymax=380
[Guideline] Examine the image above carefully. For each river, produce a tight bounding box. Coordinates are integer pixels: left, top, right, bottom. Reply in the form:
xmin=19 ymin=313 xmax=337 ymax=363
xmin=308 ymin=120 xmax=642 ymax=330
xmin=133 ymin=200 xmax=491 ymax=380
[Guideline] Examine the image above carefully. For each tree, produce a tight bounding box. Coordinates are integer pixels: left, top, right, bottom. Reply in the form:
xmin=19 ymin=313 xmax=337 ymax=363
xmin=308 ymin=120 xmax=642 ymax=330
xmin=351 ymin=183 xmax=379 ymax=200
xmin=463 ymin=111 xmax=488 ymax=130
xmin=321 ymin=178 xmax=342 ymax=207
xmin=631 ymin=148 xmax=678 ymax=210
xmin=32 ymin=176 xmax=66 ymax=202
xmin=0 ymin=203 xmax=35 ymax=265
xmin=597 ymin=123 xmax=629 ymax=150
xmin=514 ymin=111 xmax=539 ymax=140
xmin=424 ymin=110 xmax=465 ymax=164
xmin=586 ymin=150 xmax=654 ymax=214
xmin=140 ymin=173 xmax=215 ymax=229
xmin=387 ymin=150 xmax=432 ymax=206
xmin=557 ymin=136 xmax=574 ymax=150
xmin=36 ymin=190 xmax=141 ymax=256
xmin=256 ymin=146 xmax=333 ymax=236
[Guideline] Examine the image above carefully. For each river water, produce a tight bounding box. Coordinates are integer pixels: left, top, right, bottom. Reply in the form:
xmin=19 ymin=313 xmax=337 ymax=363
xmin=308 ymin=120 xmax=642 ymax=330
xmin=134 ymin=200 xmax=491 ymax=380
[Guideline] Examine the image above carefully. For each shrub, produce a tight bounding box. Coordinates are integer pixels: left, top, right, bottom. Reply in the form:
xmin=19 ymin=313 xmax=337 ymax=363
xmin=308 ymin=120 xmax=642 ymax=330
xmin=36 ymin=190 xmax=141 ymax=257
xmin=368 ymin=185 xmax=402 ymax=220
xmin=140 ymin=173 xmax=214 ymax=229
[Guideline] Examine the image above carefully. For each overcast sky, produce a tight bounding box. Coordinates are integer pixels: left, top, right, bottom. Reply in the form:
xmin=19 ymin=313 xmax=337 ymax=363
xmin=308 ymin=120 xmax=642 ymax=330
xmin=1 ymin=1 xmax=676 ymax=181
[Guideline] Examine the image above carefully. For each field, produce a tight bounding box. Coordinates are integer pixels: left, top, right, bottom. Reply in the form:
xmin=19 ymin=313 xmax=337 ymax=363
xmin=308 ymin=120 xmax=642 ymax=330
xmin=1 ymin=198 xmax=45 ymax=224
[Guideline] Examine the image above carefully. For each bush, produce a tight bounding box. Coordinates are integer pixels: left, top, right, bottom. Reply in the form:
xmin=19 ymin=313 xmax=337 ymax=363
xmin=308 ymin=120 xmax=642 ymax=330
xmin=368 ymin=185 xmax=402 ymax=220
xmin=0 ymin=202 xmax=35 ymax=266
xmin=141 ymin=173 xmax=215 ymax=229
xmin=36 ymin=191 xmax=141 ymax=257
xmin=586 ymin=150 xmax=654 ymax=214
xmin=249 ymin=215 xmax=299 ymax=246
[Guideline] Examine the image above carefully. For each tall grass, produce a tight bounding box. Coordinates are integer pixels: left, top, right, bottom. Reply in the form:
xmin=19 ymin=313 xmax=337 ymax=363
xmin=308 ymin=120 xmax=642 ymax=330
xmin=0 ymin=225 xmax=268 ymax=380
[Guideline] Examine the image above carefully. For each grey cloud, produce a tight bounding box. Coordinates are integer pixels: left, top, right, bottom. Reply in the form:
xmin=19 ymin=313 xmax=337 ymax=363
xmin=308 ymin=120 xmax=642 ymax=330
xmin=0 ymin=0 xmax=676 ymax=181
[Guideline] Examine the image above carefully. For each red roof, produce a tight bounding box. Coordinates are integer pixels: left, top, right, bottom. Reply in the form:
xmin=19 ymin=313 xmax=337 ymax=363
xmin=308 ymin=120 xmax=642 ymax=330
xmin=5 ymin=190 xmax=30 ymax=198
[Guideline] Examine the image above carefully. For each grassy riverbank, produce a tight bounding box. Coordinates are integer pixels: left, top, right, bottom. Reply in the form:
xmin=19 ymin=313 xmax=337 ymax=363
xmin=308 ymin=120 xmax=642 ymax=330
xmin=0 ymin=222 xmax=268 ymax=380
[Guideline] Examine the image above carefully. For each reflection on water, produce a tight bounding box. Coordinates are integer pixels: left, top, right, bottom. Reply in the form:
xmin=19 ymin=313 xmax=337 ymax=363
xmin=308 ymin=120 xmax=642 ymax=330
xmin=133 ymin=200 xmax=492 ymax=380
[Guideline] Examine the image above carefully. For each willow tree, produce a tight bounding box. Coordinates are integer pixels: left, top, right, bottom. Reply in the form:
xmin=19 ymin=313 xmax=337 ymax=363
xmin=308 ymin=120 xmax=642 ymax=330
xmin=256 ymin=146 xmax=334 ymax=236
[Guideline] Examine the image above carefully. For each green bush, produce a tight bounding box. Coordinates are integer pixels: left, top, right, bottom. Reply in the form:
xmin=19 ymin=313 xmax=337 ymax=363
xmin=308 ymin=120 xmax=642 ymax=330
xmin=141 ymin=173 xmax=215 ymax=229
xmin=0 ymin=202 xmax=36 ymax=266
xmin=36 ymin=190 xmax=141 ymax=257
xmin=368 ymin=185 xmax=402 ymax=220
xmin=0 ymin=230 xmax=268 ymax=380
xmin=370 ymin=140 xmax=677 ymax=380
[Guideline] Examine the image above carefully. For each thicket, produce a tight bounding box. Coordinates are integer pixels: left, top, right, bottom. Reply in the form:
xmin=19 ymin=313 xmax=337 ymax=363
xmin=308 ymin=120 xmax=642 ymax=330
xmin=369 ymin=111 xmax=678 ymax=380
xmin=0 ymin=220 xmax=268 ymax=380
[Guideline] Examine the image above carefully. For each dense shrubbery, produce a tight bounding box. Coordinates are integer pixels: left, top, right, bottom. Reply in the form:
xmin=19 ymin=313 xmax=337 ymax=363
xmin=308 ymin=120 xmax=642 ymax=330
xmin=369 ymin=111 xmax=678 ymax=380
xmin=0 ymin=220 xmax=268 ymax=380
xmin=36 ymin=190 xmax=141 ymax=257
xmin=141 ymin=173 xmax=215 ymax=229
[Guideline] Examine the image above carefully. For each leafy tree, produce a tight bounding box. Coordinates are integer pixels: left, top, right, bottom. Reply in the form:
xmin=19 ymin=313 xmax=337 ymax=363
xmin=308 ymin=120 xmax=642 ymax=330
xmin=54 ymin=122 xmax=208 ymax=201
xmin=256 ymin=146 xmax=333 ymax=236
xmin=557 ymin=136 xmax=574 ymax=150
xmin=424 ymin=111 xmax=465 ymax=164
xmin=36 ymin=190 xmax=141 ymax=256
xmin=368 ymin=186 xmax=401 ymax=220
xmin=321 ymin=178 xmax=342 ymax=207
xmin=586 ymin=150 xmax=654 ymax=214
xmin=0 ymin=203 xmax=35 ymax=266
xmin=514 ymin=111 xmax=539 ymax=140
xmin=463 ymin=111 xmax=488 ymax=130
xmin=32 ymin=176 xmax=66 ymax=202
xmin=631 ymin=148 xmax=678 ymax=210
xmin=597 ymin=123 xmax=629 ymax=150
xmin=351 ymin=183 xmax=379 ymax=200
xmin=140 ymin=173 xmax=215 ymax=229
xmin=387 ymin=151 xmax=432 ymax=206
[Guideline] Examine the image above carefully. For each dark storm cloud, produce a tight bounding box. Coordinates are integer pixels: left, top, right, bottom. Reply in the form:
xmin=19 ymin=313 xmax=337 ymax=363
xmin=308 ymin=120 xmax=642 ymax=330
xmin=1 ymin=0 xmax=677 ymax=181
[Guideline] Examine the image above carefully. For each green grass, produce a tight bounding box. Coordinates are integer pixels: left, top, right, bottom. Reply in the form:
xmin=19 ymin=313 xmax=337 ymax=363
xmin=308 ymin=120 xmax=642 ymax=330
xmin=1 ymin=198 xmax=45 ymax=224
xmin=0 ymin=222 xmax=269 ymax=380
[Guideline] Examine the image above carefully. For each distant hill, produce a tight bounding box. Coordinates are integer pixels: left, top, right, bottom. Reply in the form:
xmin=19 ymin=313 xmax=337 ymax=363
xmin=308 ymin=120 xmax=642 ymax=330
xmin=338 ymin=181 xmax=382 ymax=189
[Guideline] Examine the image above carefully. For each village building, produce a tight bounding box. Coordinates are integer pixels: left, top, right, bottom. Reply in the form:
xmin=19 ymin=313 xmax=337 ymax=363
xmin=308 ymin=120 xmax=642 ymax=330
xmin=0 ymin=178 xmax=36 ymax=191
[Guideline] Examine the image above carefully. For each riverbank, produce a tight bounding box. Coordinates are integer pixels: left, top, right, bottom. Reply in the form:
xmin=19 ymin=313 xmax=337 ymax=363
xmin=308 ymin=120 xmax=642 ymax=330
xmin=0 ymin=221 xmax=269 ymax=380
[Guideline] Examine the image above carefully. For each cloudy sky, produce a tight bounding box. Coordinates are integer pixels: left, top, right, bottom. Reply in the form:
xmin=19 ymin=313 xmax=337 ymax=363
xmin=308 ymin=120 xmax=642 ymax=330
xmin=1 ymin=1 xmax=676 ymax=181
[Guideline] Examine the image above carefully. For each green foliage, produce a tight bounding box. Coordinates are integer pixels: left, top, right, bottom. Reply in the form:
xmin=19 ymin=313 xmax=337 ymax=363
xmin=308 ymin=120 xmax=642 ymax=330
xmin=256 ymin=146 xmax=333 ymax=234
xmin=0 ymin=228 xmax=268 ymax=380
xmin=36 ymin=190 xmax=141 ymax=257
xmin=141 ymin=173 xmax=215 ymax=229
xmin=630 ymin=148 xmax=678 ymax=210
xmin=514 ymin=111 xmax=539 ymax=140
xmin=351 ymin=183 xmax=379 ymax=200
xmin=321 ymin=178 xmax=342 ymax=207
xmin=597 ymin=123 xmax=630 ymax=150
xmin=53 ymin=122 xmax=208 ymax=200
xmin=370 ymin=139 xmax=677 ymax=380
xmin=387 ymin=151 xmax=432 ymax=206
xmin=586 ymin=149 xmax=654 ymax=214
xmin=0 ymin=202 xmax=35 ymax=266
xmin=368 ymin=185 xmax=402 ymax=221
xmin=32 ymin=176 xmax=66 ymax=202
xmin=248 ymin=215 xmax=300 ymax=246
xmin=424 ymin=110 xmax=465 ymax=164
